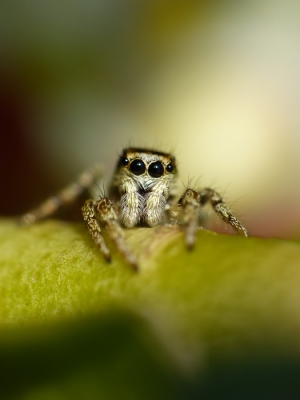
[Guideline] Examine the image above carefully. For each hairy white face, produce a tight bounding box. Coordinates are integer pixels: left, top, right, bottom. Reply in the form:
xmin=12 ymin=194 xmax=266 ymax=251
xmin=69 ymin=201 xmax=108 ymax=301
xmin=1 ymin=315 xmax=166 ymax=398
xmin=114 ymin=148 xmax=176 ymax=191
xmin=111 ymin=148 xmax=177 ymax=228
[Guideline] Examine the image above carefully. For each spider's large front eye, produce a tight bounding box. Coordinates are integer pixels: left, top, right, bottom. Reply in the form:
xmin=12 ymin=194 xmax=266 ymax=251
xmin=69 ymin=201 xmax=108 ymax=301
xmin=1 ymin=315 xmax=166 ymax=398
xmin=130 ymin=159 xmax=146 ymax=175
xmin=148 ymin=161 xmax=164 ymax=178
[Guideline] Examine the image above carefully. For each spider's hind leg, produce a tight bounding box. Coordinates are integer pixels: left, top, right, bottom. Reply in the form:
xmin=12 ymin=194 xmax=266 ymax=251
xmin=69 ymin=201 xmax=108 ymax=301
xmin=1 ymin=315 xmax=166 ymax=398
xmin=179 ymin=188 xmax=248 ymax=248
xmin=199 ymin=188 xmax=248 ymax=237
xmin=19 ymin=165 xmax=102 ymax=225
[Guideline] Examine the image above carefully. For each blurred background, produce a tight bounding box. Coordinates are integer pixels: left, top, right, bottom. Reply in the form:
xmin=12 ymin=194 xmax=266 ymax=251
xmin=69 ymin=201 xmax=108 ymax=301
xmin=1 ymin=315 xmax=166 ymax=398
xmin=1 ymin=0 xmax=300 ymax=239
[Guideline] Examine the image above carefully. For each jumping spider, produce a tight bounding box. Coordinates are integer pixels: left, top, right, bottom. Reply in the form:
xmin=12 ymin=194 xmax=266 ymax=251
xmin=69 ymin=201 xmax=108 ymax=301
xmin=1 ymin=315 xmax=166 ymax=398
xmin=20 ymin=147 xmax=248 ymax=271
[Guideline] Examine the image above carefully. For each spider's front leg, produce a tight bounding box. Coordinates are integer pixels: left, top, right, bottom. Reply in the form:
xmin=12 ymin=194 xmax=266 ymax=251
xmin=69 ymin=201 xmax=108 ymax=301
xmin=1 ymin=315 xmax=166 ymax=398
xmin=179 ymin=188 xmax=248 ymax=248
xmin=82 ymin=198 xmax=139 ymax=271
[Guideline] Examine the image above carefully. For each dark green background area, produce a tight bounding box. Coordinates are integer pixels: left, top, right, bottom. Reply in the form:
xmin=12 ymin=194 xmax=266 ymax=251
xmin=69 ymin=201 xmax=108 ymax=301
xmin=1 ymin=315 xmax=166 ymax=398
xmin=1 ymin=220 xmax=300 ymax=399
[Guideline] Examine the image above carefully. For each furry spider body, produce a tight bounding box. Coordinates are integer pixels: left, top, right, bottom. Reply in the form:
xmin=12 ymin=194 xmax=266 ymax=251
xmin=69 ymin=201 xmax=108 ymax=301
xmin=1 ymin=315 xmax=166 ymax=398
xmin=20 ymin=147 xmax=248 ymax=271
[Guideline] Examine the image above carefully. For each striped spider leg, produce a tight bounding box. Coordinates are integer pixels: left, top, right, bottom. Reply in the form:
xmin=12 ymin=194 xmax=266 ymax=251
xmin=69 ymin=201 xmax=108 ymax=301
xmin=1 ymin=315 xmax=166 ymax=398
xmin=81 ymin=197 xmax=138 ymax=271
xmin=19 ymin=163 xmax=138 ymax=270
xmin=19 ymin=165 xmax=103 ymax=225
xmin=178 ymin=188 xmax=249 ymax=249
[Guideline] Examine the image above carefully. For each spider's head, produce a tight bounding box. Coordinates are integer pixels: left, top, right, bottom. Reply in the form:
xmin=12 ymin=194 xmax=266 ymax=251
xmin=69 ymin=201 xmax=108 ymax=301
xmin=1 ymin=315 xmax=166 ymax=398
xmin=114 ymin=147 xmax=177 ymax=193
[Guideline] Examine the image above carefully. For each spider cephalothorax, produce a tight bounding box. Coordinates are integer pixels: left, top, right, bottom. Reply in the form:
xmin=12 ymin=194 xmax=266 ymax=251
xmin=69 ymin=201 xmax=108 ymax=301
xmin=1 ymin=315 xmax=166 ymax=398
xmin=110 ymin=148 xmax=177 ymax=228
xmin=20 ymin=147 xmax=248 ymax=271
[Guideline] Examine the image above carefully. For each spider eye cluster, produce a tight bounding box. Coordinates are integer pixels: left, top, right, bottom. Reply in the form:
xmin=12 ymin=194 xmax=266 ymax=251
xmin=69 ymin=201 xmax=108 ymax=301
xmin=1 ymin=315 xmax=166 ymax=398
xmin=120 ymin=156 xmax=174 ymax=178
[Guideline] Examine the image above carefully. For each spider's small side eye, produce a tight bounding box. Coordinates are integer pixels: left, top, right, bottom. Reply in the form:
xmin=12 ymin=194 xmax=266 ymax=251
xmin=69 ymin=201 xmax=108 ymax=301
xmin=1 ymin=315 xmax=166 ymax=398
xmin=121 ymin=157 xmax=129 ymax=166
xmin=130 ymin=159 xmax=146 ymax=175
xmin=166 ymin=163 xmax=174 ymax=173
xmin=148 ymin=161 xmax=164 ymax=178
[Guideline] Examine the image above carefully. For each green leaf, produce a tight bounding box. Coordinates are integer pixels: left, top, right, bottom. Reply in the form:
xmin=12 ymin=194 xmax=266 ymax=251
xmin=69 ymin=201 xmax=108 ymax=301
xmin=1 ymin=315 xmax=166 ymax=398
xmin=1 ymin=219 xmax=300 ymax=398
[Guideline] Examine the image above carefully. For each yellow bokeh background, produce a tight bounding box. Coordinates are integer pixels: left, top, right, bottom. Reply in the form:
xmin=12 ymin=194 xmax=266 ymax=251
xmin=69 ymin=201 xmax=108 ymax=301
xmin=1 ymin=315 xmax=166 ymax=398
xmin=1 ymin=0 xmax=300 ymax=238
